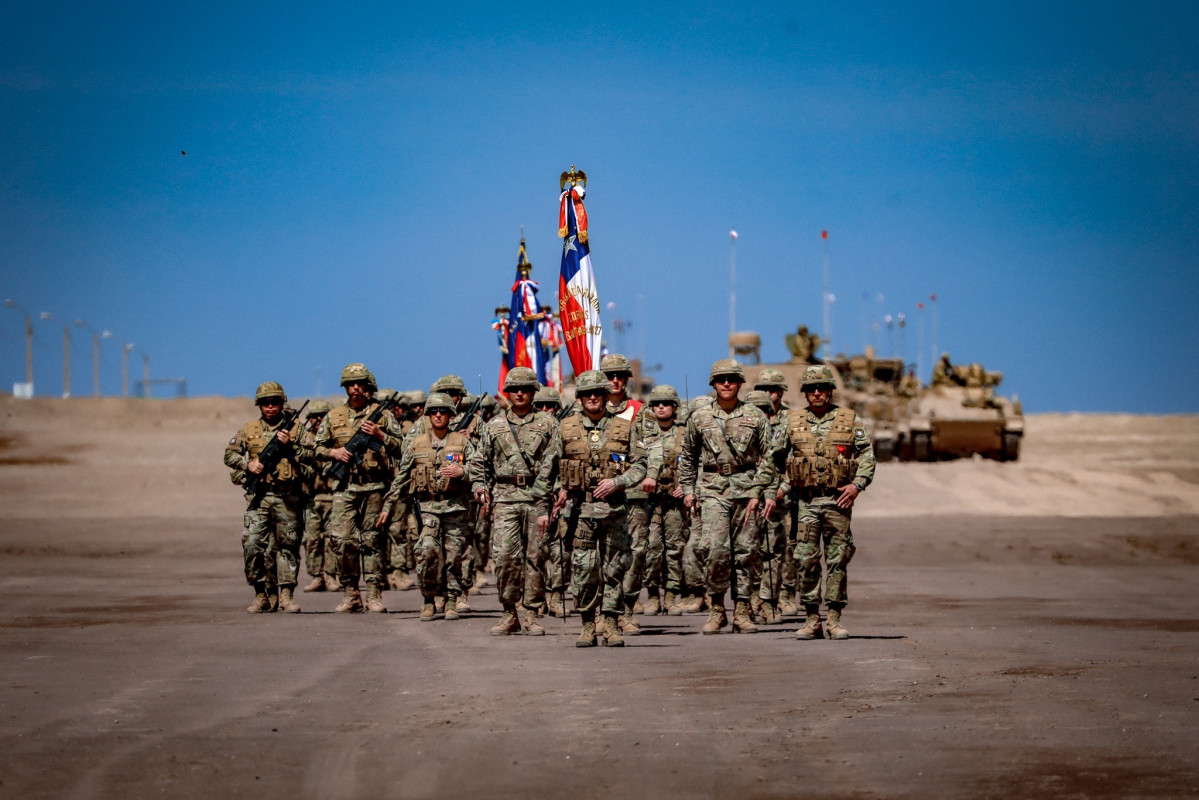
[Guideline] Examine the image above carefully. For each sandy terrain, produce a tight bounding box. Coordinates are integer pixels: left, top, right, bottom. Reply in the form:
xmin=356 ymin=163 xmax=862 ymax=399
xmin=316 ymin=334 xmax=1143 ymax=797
xmin=0 ymin=397 xmax=1196 ymax=798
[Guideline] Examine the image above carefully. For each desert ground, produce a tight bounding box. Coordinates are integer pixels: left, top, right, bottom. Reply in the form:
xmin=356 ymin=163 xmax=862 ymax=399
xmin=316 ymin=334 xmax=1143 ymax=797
xmin=1 ymin=396 xmax=1196 ymax=799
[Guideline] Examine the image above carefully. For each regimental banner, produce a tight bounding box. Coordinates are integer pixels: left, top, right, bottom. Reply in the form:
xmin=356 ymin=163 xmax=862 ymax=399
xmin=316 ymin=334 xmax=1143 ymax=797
xmin=505 ymin=237 xmax=550 ymax=387
xmin=557 ymin=167 xmax=602 ymax=377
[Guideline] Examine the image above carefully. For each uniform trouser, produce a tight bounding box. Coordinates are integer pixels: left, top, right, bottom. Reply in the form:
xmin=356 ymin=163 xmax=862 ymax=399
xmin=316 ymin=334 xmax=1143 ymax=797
xmin=491 ymin=501 xmax=549 ymax=610
xmin=462 ymin=500 xmax=491 ymax=584
xmin=646 ymin=497 xmax=687 ymax=593
xmin=701 ymin=495 xmax=762 ymax=600
xmin=620 ymin=500 xmax=649 ymax=605
xmin=243 ymin=492 xmax=302 ymax=588
xmin=794 ymin=502 xmax=856 ymax=608
xmin=303 ymin=494 xmax=334 ymax=578
xmin=780 ymin=503 xmax=798 ymax=593
xmin=756 ymin=507 xmax=789 ymax=602
xmin=681 ymin=502 xmax=708 ymax=592
xmin=387 ymin=501 xmax=419 ymax=574
xmin=415 ymin=508 xmax=468 ymax=600
xmin=546 ymin=515 xmax=571 ymax=593
xmin=570 ymin=510 xmax=631 ymax=615
xmin=330 ymin=488 xmax=386 ymax=588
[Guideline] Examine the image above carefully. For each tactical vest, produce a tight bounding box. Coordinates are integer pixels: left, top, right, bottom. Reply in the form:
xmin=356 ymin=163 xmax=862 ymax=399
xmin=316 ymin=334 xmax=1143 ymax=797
xmin=408 ymin=431 xmax=469 ymax=497
xmin=243 ymin=418 xmax=301 ymax=485
xmin=691 ymin=406 xmax=760 ymax=470
xmin=326 ymin=402 xmax=389 ymax=473
xmin=560 ymin=414 xmax=632 ymax=491
xmin=655 ymin=426 xmax=685 ymax=490
xmin=786 ymin=407 xmax=858 ymax=489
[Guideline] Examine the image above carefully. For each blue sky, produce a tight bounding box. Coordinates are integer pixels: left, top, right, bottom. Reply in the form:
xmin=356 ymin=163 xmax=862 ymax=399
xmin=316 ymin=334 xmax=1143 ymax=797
xmin=2 ymin=2 xmax=1197 ymax=411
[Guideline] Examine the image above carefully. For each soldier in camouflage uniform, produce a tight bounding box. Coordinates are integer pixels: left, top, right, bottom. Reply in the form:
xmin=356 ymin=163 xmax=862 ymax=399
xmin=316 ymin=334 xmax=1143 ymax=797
xmin=299 ymin=401 xmax=339 ymax=593
xmin=533 ymin=385 xmax=570 ymax=615
xmin=469 ymin=367 xmax=558 ymax=636
xmin=533 ymin=386 xmax=563 ymax=415
xmin=743 ymin=390 xmax=786 ymax=625
xmin=552 ymin=370 xmax=647 ymax=647
xmin=387 ymin=389 xmax=425 ymax=591
xmin=313 ymin=363 xmax=404 ymax=614
xmin=379 ymin=393 xmax=475 ymax=621
xmin=678 ymin=360 xmax=776 ymax=634
xmin=754 ymin=369 xmax=799 ymax=618
xmin=224 ymin=382 xmax=312 ymax=613
xmin=673 ymin=395 xmax=714 ymax=615
xmin=639 ymin=385 xmax=688 ymax=615
xmin=600 ymin=354 xmax=648 ymax=635
xmin=774 ymin=364 xmax=875 ymax=640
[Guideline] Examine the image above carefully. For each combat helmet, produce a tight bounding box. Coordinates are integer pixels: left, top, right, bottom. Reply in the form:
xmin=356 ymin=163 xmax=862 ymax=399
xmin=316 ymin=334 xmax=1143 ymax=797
xmin=375 ymin=387 xmax=397 ymax=403
xmin=432 ymin=374 xmax=466 ymax=394
xmin=647 ymin=384 xmax=679 ymax=406
xmin=405 ymin=389 xmax=427 ymax=407
xmin=745 ymin=390 xmax=774 ymax=414
xmin=754 ymin=368 xmax=789 ymax=392
xmin=306 ymin=400 xmax=332 ymax=418
xmin=575 ymin=370 xmax=608 ymax=394
xmin=600 ymin=353 xmax=633 ymax=377
xmin=503 ymin=366 xmax=539 ymax=391
xmin=255 ymin=381 xmax=286 ymax=404
xmin=691 ymin=396 xmax=714 ymax=411
xmin=708 ymin=358 xmax=745 ymax=385
xmin=424 ymin=392 xmax=457 ymax=415
xmin=480 ymin=394 xmax=497 ymax=410
xmin=800 ymin=364 xmax=836 ymax=391
xmin=534 ymin=386 xmax=562 ymax=407
xmin=340 ymin=363 xmax=376 ymax=389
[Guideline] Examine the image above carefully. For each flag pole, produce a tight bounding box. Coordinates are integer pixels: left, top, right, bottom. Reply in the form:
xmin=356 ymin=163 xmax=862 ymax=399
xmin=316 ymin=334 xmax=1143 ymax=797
xmin=821 ymin=230 xmax=831 ymax=361
xmin=728 ymin=230 xmax=738 ymax=358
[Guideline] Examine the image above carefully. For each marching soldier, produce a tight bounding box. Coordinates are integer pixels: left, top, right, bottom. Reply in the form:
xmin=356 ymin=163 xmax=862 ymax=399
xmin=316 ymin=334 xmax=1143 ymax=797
xmin=552 ymin=370 xmax=646 ymax=647
xmin=678 ymin=360 xmax=775 ymax=635
xmin=673 ymin=396 xmax=713 ymax=614
xmin=313 ymin=363 xmax=404 ymax=613
xmin=469 ymin=367 xmax=558 ymax=636
xmin=753 ymin=369 xmax=798 ymax=618
xmin=639 ymin=385 xmax=688 ymax=615
xmin=299 ymin=401 xmax=339 ymax=593
xmin=224 ymin=382 xmax=311 ymax=613
xmin=379 ymin=393 xmax=475 ymax=621
xmin=774 ymin=364 xmax=875 ymax=640
xmin=744 ymin=389 xmax=785 ymax=624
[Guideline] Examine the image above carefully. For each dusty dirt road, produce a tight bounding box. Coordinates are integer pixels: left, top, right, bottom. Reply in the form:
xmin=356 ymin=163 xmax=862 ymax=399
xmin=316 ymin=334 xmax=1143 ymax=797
xmin=1 ymin=398 xmax=1197 ymax=799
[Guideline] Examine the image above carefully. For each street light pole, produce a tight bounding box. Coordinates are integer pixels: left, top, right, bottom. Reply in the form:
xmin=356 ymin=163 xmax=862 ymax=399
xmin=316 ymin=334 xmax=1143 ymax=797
xmin=4 ymin=299 xmax=34 ymax=389
xmin=75 ymin=320 xmax=111 ymax=397
xmin=40 ymin=312 xmax=71 ymax=398
xmin=121 ymin=343 xmax=134 ymax=398
xmin=141 ymin=352 xmax=150 ymax=398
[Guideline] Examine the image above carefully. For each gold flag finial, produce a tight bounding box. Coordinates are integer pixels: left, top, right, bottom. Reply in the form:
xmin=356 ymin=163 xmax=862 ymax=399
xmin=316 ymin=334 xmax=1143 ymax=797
xmin=560 ymin=165 xmax=587 ymax=191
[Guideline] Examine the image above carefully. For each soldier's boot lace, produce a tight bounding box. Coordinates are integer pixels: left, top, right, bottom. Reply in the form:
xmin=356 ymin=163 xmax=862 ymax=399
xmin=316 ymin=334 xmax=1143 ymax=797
xmin=732 ymin=600 xmax=759 ymax=634
xmin=796 ymin=606 xmax=823 ymax=640
xmin=575 ymin=610 xmax=597 ymax=648
xmin=701 ymin=594 xmax=728 ymax=635
xmin=490 ymin=605 xmax=521 ymax=636
xmin=826 ymin=607 xmax=849 ymax=640
xmin=364 ymin=583 xmax=387 ymax=613
xmin=246 ymin=584 xmax=271 ymax=614
xmin=302 ymin=575 xmax=326 ymax=593
xmin=277 ymin=586 xmax=301 ymax=614
xmin=420 ymin=598 xmax=437 ymax=621
xmin=335 ymin=586 xmax=363 ymax=613
xmin=523 ymin=607 xmax=546 ymax=636
xmin=602 ymin=613 xmax=624 ymax=647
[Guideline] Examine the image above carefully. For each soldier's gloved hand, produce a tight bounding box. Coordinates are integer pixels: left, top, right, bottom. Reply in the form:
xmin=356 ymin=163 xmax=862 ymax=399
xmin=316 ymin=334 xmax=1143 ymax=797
xmin=836 ymin=484 xmax=860 ymax=509
xmin=640 ymin=477 xmax=657 ymax=493
xmin=593 ymin=478 xmax=617 ymax=499
xmin=248 ymin=458 xmax=264 ymax=475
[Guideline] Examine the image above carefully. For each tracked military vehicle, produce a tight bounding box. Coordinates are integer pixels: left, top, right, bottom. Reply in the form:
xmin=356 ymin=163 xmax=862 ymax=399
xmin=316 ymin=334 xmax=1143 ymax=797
xmin=897 ymin=358 xmax=1023 ymax=461
xmin=826 ymin=352 xmax=921 ymax=463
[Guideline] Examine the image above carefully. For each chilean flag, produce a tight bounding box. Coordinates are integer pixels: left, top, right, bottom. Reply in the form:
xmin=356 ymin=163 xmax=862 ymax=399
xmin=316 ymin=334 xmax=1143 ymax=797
xmin=558 ymin=186 xmax=602 ymax=376
xmin=506 ymin=239 xmax=550 ymax=385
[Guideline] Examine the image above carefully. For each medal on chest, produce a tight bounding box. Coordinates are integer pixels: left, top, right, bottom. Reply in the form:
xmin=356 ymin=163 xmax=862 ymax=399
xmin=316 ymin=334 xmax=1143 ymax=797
xmin=589 ymin=430 xmax=600 ymax=443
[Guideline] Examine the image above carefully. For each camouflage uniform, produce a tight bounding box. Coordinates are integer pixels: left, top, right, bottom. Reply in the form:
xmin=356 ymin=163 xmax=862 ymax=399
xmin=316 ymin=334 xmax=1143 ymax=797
xmin=643 ymin=413 xmax=688 ymax=612
xmin=469 ymin=371 xmax=557 ymax=635
xmin=554 ymin=371 xmax=647 ymax=646
xmin=299 ymin=402 xmax=337 ymax=592
xmin=224 ymin=384 xmax=312 ymax=613
xmin=384 ymin=394 xmax=476 ymax=620
xmin=313 ymin=366 xmax=405 ymax=612
xmin=678 ymin=362 xmax=775 ymax=634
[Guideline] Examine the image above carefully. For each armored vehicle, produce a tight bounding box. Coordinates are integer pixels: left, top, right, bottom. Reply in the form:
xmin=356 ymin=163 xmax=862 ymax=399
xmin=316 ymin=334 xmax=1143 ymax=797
xmin=826 ymin=352 xmax=920 ymax=462
xmin=897 ymin=358 xmax=1023 ymax=461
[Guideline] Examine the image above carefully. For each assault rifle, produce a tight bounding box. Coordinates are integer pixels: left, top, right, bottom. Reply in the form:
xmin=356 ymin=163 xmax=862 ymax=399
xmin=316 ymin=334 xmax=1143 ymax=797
xmin=324 ymin=396 xmax=399 ymax=487
xmin=243 ymin=400 xmax=309 ymax=501
xmin=452 ymin=393 xmax=486 ymax=432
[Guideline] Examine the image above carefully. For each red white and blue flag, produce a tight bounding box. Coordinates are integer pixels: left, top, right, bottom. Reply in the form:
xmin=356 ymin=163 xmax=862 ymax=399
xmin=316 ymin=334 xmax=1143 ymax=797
xmin=557 ymin=186 xmax=602 ymax=376
xmin=505 ymin=238 xmax=550 ymax=386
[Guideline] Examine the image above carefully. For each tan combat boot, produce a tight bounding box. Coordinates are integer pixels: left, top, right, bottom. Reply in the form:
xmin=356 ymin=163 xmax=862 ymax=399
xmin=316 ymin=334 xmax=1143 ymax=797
xmin=761 ymin=602 xmax=783 ymax=625
xmin=826 ymin=607 xmax=849 ymax=640
xmin=795 ymin=606 xmax=823 ymax=639
xmin=434 ymin=595 xmax=446 ymax=614
xmin=671 ymin=591 xmax=702 ymax=615
xmin=575 ymin=610 xmax=597 ymax=648
xmin=662 ymin=590 xmax=677 ymax=615
xmin=386 ymin=571 xmax=401 ymax=590
xmin=302 ymin=575 xmax=326 ymax=593
xmin=443 ymin=597 xmax=460 ymax=621
xmin=246 ymin=584 xmax=271 ymax=614
xmin=732 ymin=600 xmax=759 ymax=633
xmin=334 ymin=585 xmax=363 ymax=613
xmin=267 ymin=590 xmax=280 ymax=613
xmin=524 ymin=607 xmax=546 ymax=636
xmin=364 ymin=584 xmax=387 ymax=613
xmin=454 ymin=596 xmax=471 ymax=614
xmin=490 ymin=605 xmax=521 ymax=636
xmin=619 ymin=604 xmax=641 ymax=636
xmin=750 ymin=595 xmax=765 ymax=622
xmin=277 ymin=586 xmax=301 ymax=614
xmin=778 ymin=588 xmax=800 ymax=617
xmin=643 ymin=588 xmax=662 ymax=616
xmin=602 ymin=613 xmax=624 ymax=647
xmin=323 ymin=573 xmax=340 ymax=592
xmin=545 ymin=591 xmax=564 ymax=618
xmin=420 ymin=598 xmax=436 ymax=621
xmin=395 ymin=571 xmax=416 ymax=591
xmin=701 ymin=594 xmax=728 ymax=635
